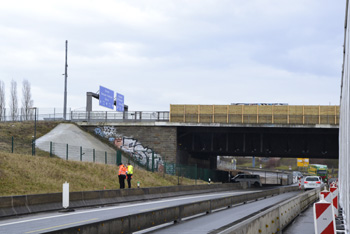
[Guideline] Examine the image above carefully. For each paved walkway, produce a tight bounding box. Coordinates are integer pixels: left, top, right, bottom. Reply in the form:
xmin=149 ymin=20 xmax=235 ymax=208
xmin=283 ymin=205 xmax=315 ymax=234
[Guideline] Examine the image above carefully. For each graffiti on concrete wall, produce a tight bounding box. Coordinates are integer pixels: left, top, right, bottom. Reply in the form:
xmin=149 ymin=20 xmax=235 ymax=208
xmin=94 ymin=126 xmax=162 ymax=168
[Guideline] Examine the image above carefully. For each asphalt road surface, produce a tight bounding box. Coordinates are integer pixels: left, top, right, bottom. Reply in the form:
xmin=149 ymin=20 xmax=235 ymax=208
xmin=0 ymin=190 xmax=257 ymax=234
xmin=137 ymin=191 xmax=301 ymax=234
xmin=0 ymin=189 xmax=301 ymax=234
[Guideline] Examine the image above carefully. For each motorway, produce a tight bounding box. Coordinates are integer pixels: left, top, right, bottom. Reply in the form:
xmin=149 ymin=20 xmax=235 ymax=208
xmin=0 ymin=188 xmax=301 ymax=234
xmin=137 ymin=190 xmax=301 ymax=234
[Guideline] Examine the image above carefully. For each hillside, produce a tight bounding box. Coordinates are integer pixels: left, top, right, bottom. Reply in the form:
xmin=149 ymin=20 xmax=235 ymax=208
xmin=0 ymin=121 xmax=203 ymax=196
xmin=0 ymin=151 xmax=202 ymax=196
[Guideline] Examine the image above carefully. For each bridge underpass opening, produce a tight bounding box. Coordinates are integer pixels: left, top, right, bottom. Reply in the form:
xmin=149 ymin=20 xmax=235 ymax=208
xmin=176 ymin=126 xmax=339 ymax=169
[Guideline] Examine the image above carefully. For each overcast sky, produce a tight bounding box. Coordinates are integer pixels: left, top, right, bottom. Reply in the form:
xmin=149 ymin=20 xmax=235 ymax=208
xmin=0 ymin=0 xmax=346 ymax=112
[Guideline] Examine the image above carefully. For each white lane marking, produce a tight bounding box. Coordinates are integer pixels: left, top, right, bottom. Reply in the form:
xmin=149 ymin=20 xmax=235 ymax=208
xmin=25 ymin=218 xmax=98 ymax=233
xmin=0 ymin=190 xmax=259 ymax=227
xmin=140 ymin=206 xmax=169 ymax=212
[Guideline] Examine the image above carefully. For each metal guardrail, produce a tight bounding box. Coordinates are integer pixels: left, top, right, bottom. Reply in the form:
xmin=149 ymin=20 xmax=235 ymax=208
xmin=0 ymin=109 xmax=170 ymax=123
xmin=0 ymin=109 xmax=340 ymax=125
xmin=71 ymin=111 xmax=170 ymax=122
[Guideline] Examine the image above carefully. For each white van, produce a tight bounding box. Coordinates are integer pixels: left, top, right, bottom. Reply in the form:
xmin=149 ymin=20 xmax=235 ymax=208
xmin=292 ymin=171 xmax=303 ymax=183
xmin=230 ymin=174 xmax=262 ymax=187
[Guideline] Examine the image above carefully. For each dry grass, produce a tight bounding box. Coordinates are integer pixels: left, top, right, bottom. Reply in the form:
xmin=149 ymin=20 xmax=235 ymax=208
xmin=0 ymin=121 xmax=206 ymax=196
xmin=0 ymin=152 xmax=204 ymax=196
xmin=0 ymin=121 xmax=60 ymax=155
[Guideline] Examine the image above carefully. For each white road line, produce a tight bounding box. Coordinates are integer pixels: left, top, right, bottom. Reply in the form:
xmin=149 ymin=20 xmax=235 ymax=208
xmin=25 ymin=218 xmax=98 ymax=233
xmin=0 ymin=190 xmax=258 ymax=227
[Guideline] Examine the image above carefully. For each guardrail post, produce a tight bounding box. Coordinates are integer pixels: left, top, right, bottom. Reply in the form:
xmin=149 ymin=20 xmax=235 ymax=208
xmin=152 ymin=150 xmax=155 ymax=172
xmin=11 ymin=136 xmax=14 ymax=153
xmin=66 ymin=144 xmax=68 ymax=160
xmin=195 ymin=164 xmax=197 ymax=185
xmin=164 ymin=162 xmax=167 ymax=177
xmin=50 ymin=141 xmax=53 ymax=157
xmin=93 ymin=149 xmax=95 ymax=163
xmin=105 ymin=151 xmax=107 ymax=164
xmin=117 ymin=150 xmax=121 ymax=165
xmin=207 ymin=200 xmax=212 ymax=214
xmin=31 ymin=139 xmax=34 ymax=155
xmin=80 ymin=146 xmax=82 ymax=161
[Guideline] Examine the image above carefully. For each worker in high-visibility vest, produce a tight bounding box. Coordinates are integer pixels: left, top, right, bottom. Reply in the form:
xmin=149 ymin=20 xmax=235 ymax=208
xmin=126 ymin=163 xmax=134 ymax=188
xmin=118 ymin=163 xmax=127 ymax=189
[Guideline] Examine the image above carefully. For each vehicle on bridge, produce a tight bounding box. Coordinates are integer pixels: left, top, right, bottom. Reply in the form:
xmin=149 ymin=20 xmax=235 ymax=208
xmin=308 ymin=164 xmax=328 ymax=182
xmin=230 ymin=174 xmax=262 ymax=187
xmin=292 ymin=171 xmax=303 ymax=183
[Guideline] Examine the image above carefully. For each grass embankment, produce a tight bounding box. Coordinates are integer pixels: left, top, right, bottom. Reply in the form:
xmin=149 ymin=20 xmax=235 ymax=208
xmin=0 ymin=152 xmax=201 ymax=196
xmin=0 ymin=121 xmax=60 ymax=156
xmin=0 ymin=121 xmax=203 ymax=196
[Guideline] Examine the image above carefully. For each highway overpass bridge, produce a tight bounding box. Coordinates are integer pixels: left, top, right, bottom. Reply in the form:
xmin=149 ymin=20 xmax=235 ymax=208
xmin=74 ymin=104 xmax=339 ymax=169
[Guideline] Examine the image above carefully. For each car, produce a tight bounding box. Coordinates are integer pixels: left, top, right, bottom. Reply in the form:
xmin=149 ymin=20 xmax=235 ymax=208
xmin=293 ymin=171 xmax=303 ymax=179
xmin=292 ymin=171 xmax=303 ymax=183
xmin=303 ymin=176 xmax=323 ymax=190
xmin=230 ymin=174 xmax=262 ymax=187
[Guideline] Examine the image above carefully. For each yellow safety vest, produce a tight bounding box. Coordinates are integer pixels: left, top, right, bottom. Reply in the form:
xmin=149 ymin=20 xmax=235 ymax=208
xmin=127 ymin=165 xmax=134 ymax=174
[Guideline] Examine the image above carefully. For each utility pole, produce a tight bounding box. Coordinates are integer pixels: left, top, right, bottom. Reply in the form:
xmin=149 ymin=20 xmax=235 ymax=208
xmin=63 ymin=40 xmax=68 ymax=120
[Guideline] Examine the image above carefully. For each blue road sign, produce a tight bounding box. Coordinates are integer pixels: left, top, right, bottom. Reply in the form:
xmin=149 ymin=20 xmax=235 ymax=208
xmin=116 ymin=93 xmax=124 ymax=112
xmin=99 ymin=86 xmax=114 ymax=109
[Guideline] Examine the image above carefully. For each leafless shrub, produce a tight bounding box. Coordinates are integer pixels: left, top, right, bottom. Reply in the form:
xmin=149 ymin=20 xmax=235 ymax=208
xmin=22 ymin=79 xmax=34 ymax=120
xmin=0 ymin=81 xmax=5 ymax=121
xmin=10 ymin=80 xmax=18 ymax=121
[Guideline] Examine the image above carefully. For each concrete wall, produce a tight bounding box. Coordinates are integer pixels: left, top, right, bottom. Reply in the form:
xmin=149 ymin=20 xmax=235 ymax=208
xmin=45 ymin=186 xmax=299 ymax=234
xmin=86 ymin=126 xmax=178 ymax=163
xmin=221 ymin=186 xmax=322 ymax=234
xmin=0 ymin=183 xmax=242 ymax=218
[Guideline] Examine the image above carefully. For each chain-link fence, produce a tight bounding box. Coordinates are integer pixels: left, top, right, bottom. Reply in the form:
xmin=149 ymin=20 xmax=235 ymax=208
xmin=4 ymin=136 xmax=229 ymax=183
xmin=37 ymin=141 xmax=122 ymax=165
xmin=162 ymin=162 xmax=229 ymax=183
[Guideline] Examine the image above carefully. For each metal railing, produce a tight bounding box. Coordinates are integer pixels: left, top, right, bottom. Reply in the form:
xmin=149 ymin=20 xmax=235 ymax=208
xmin=71 ymin=111 xmax=170 ymax=122
xmin=0 ymin=109 xmax=170 ymax=123
xmin=0 ymin=108 xmax=340 ymax=125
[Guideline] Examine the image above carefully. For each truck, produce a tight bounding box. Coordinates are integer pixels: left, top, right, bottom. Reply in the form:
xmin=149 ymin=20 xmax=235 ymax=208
xmin=308 ymin=164 xmax=328 ymax=182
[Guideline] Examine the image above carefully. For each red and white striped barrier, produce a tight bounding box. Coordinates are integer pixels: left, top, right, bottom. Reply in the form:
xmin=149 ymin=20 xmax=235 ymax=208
xmin=299 ymin=178 xmax=302 ymax=189
xmin=330 ymin=181 xmax=337 ymax=188
xmin=313 ymin=195 xmax=336 ymax=234
xmin=330 ymin=185 xmax=339 ymax=217
xmin=320 ymin=189 xmax=332 ymax=203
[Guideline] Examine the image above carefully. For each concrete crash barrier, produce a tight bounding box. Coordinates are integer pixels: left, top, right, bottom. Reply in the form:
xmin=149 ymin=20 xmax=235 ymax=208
xmin=0 ymin=183 xmax=243 ymax=218
xmin=218 ymin=186 xmax=323 ymax=234
xmin=41 ymin=186 xmax=299 ymax=234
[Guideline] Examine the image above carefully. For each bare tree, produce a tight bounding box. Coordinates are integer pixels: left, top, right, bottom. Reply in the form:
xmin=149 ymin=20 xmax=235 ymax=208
xmin=10 ymin=79 xmax=18 ymax=121
xmin=22 ymin=79 xmax=33 ymax=120
xmin=0 ymin=81 xmax=5 ymax=121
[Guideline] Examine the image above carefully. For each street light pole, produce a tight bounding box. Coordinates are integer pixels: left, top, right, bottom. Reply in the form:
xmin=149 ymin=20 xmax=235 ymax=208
xmin=63 ymin=40 xmax=68 ymax=120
